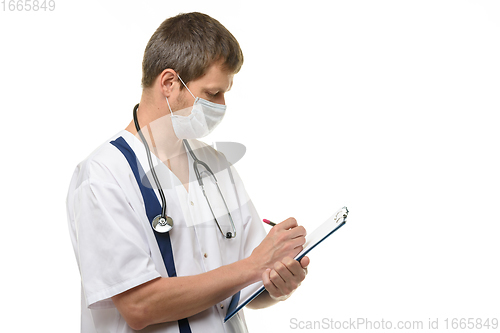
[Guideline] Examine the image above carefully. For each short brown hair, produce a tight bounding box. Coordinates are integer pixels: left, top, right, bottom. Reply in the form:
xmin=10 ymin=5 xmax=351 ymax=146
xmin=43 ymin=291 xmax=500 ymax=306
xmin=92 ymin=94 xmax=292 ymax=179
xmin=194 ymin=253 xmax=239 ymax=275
xmin=141 ymin=12 xmax=244 ymax=89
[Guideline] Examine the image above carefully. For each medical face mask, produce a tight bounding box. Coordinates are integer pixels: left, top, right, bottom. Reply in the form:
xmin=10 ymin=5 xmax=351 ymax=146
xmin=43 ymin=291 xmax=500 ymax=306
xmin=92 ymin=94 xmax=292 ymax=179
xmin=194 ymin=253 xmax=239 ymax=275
xmin=166 ymin=75 xmax=226 ymax=139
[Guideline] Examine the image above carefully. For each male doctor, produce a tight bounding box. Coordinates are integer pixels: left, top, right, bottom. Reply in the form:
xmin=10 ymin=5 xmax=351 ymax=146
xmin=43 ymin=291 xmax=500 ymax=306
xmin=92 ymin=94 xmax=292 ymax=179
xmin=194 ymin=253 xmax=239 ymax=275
xmin=67 ymin=12 xmax=309 ymax=332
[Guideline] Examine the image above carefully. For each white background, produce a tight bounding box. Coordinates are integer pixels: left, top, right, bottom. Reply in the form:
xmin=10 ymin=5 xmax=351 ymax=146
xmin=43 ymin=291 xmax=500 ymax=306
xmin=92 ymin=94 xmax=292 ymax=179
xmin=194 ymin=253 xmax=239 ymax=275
xmin=1 ymin=0 xmax=499 ymax=332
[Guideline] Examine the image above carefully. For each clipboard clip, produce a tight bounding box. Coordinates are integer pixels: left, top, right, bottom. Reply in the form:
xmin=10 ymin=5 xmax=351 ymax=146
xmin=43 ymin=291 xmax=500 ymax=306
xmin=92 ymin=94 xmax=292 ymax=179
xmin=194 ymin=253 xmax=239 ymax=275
xmin=334 ymin=206 xmax=349 ymax=224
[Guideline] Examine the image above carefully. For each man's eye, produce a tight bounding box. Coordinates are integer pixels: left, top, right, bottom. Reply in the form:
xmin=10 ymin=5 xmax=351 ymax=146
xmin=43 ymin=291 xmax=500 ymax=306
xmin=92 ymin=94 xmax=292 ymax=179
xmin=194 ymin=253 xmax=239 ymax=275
xmin=207 ymin=91 xmax=218 ymax=98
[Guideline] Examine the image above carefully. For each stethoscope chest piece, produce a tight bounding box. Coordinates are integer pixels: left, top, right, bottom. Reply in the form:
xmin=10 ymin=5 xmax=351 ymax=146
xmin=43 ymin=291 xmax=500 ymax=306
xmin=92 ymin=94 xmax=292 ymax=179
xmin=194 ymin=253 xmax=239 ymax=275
xmin=152 ymin=215 xmax=174 ymax=233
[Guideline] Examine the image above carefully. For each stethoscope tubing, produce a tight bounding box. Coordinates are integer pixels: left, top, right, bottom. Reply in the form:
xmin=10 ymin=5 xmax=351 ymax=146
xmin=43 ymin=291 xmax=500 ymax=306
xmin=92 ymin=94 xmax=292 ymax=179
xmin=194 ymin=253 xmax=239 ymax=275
xmin=133 ymin=104 xmax=168 ymax=220
xmin=132 ymin=103 xmax=236 ymax=238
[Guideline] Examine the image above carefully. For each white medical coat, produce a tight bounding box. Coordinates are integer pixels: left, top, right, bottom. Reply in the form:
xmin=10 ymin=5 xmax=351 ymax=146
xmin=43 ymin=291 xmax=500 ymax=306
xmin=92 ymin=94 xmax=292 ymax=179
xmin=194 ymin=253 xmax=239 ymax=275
xmin=66 ymin=130 xmax=267 ymax=333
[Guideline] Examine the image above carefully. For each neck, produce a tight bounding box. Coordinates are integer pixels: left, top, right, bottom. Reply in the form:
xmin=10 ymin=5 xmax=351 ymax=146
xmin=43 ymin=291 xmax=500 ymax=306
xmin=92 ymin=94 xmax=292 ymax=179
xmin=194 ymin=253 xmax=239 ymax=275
xmin=125 ymin=93 xmax=185 ymax=162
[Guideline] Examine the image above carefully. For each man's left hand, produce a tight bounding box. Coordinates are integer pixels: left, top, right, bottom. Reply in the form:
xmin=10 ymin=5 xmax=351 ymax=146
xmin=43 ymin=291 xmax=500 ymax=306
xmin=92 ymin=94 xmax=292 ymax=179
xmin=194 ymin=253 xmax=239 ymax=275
xmin=262 ymin=256 xmax=309 ymax=301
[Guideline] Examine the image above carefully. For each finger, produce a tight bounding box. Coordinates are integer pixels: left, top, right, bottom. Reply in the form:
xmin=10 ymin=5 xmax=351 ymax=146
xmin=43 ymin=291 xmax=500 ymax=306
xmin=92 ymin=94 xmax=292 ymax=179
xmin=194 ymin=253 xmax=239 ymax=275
xmin=282 ymin=257 xmax=307 ymax=281
xmin=284 ymin=243 xmax=304 ymax=260
xmin=300 ymin=256 xmax=310 ymax=269
xmin=269 ymin=269 xmax=290 ymax=295
xmin=276 ymin=217 xmax=298 ymax=230
xmin=272 ymin=262 xmax=302 ymax=295
xmin=289 ymin=236 xmax=306 ymax=249
xmin=274 ymin=260 xmax=294 ymax=282
xmin=287 ymin=225 xmax=307 ymax=239
xmin=262 ymin=268 xmax=279 ymax=294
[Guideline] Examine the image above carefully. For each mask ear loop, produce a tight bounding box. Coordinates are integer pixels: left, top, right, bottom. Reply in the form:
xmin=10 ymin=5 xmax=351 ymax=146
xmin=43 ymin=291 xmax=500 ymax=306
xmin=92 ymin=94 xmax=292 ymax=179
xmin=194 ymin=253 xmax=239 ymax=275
xmin=166 ymin=75 xmax=196 ymax=115
xmin=165 ymin=96 xmax=174 ymax=116
xmin=177 ymin=74 xmax=196 ymax=100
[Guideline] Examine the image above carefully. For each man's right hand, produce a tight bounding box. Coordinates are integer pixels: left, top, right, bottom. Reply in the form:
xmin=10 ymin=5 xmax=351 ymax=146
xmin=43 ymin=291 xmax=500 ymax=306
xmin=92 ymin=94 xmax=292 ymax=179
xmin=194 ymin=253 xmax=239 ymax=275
xmin=248 ymin=217 xmax=306 ymax=278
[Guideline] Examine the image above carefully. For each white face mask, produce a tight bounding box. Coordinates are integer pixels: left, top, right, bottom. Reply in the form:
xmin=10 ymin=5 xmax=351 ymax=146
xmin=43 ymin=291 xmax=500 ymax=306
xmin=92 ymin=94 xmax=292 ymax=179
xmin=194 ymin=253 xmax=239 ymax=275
xmin=166 ymin=75 xmax=226 ymax=139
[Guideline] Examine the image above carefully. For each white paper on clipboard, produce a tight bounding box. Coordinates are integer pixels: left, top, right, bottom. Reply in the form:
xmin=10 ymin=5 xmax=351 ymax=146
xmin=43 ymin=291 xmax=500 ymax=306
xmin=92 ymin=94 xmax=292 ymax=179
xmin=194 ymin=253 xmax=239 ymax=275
xmin=224 ymin=206 xmax=349 ymax=323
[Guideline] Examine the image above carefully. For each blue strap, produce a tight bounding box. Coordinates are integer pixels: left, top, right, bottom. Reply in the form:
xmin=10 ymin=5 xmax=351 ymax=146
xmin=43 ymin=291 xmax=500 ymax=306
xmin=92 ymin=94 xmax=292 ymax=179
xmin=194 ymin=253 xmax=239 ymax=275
xmin=227 ymin=291 xmax=240 ymax=313
xmin=111 ymin=136 xmax=192 ymax=333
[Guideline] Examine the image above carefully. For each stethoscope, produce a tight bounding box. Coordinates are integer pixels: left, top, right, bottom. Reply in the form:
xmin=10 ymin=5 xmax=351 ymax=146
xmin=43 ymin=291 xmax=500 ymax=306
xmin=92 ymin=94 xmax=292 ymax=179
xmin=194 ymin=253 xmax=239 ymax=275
xmin=133 ymin=104 xmax=237 ymax=239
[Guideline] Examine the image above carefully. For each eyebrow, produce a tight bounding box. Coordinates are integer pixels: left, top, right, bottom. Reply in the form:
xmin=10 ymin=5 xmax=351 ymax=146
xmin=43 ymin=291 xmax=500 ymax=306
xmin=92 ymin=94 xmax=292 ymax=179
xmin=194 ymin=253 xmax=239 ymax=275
xmin=206 ymin=84 xmax=232 ymax=93
xmin=205 ymin=76 xmax=234 ymax=93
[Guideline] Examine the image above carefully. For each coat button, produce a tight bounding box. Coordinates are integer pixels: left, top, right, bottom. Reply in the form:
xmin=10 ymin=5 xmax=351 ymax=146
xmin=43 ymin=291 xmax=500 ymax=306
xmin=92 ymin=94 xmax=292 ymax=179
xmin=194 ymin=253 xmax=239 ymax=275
xmin=204 ymin=253 xmax=208 ymax=258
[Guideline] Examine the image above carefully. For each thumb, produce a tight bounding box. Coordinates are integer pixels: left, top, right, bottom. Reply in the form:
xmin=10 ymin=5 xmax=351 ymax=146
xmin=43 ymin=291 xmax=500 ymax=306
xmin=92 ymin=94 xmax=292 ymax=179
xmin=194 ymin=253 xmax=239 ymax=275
xmin=300 ymin=256 xmax=310 ymax=269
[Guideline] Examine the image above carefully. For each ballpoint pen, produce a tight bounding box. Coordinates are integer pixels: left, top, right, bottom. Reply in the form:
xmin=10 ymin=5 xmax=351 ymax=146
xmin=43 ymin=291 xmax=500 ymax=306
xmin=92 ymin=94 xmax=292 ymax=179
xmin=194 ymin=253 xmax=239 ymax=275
xmin=262 ymin=219 xmax=276 ymax=227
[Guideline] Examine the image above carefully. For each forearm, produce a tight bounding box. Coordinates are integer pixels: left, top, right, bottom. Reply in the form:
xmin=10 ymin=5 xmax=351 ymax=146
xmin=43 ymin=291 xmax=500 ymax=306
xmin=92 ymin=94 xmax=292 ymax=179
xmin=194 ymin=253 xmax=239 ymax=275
xmin=113 ymin=218 xmax=308 ymax=330
xmin=113 ymin=256 xmax=261 ymax=330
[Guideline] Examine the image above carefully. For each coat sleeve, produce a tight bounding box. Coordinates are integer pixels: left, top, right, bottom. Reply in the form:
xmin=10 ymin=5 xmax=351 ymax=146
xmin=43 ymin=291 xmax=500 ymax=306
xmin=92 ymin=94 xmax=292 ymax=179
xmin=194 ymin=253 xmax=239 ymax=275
xmin=69 ymin=156 xmax=160 ymax=309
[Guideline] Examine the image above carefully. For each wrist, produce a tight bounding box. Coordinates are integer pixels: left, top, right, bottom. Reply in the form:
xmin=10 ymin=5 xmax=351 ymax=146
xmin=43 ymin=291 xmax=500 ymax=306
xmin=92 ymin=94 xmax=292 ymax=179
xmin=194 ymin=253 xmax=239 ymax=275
xmin=242 ymin=255 xmax=264 ymax=283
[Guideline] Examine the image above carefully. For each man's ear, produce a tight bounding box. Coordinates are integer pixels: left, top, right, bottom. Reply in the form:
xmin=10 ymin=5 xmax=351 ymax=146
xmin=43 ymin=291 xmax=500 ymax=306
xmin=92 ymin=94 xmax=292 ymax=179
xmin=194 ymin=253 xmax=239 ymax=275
xmin=158 ymin=68 xmax=178 ymax=98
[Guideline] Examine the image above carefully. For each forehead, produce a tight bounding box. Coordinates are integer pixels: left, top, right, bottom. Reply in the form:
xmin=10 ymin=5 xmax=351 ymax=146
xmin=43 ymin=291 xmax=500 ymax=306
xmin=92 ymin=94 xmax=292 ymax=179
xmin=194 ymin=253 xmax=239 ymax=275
xmin=187 ymin=61 xmax=234 ymax=91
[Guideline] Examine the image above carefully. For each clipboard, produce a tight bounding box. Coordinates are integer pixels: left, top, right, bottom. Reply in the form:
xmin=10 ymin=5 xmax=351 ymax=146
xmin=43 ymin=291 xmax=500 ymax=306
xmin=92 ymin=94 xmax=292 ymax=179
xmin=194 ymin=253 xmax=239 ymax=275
xmin=224 ymin=206 xmax=349 ymax=323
